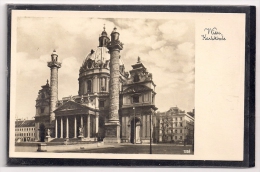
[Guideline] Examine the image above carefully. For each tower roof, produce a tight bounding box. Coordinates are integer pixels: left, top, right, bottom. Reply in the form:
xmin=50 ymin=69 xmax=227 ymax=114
xmin=101 ymin=24 xmax=108 ymax=36
xmin=131 ymin=57 xmax=145 ymax=69
xmin=51 ymin=49 xmax=58 ymax=56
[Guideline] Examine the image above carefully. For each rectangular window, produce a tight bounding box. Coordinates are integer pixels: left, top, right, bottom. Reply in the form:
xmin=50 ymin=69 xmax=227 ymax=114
xmin=99 ymin=100 xmax=105 ymax=107
xmin=175 ymin=136 xmax=177 ymax=139
xmin=180 ymin=122 xmax=183 ymax=127
xmin=41 ymin=108 xmax=44 ymax=113
xmin=175 ymin=129 xmax=177 ymax=133
xmin=100 ymin=78 xmax=106 ymax=91
xmin=180 ymin=129 xmax=182 ymax=133
xmin=180 ymin=136 xmax=182 ymax=139
xmin=144 ymin=93 xmax=149 ymax=102
xmin=87 ymin=80 xmax=92 ymax=93
xmin=180 ymin=117 xmax=182 ymax=121
xmin=133 ymin=95 xmax=139 ymax=103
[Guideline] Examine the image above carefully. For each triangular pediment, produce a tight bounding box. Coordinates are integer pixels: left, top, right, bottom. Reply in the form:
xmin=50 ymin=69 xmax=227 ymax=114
xmin=123 ymin=85 xmax=152 ymax=94
xmin=54 ymin=101 xmax=89 ymax=112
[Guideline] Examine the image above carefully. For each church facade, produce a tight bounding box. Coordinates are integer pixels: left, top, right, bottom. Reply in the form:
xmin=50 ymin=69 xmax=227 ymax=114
xmin=34 ymin=27 xmax=157 ymax=144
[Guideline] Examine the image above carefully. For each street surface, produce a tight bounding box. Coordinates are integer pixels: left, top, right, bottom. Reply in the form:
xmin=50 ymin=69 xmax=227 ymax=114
xmin=54 ymin=144 xmax=194 ymax=154
xmin=15 ymin=143 xmax=194 ymax=154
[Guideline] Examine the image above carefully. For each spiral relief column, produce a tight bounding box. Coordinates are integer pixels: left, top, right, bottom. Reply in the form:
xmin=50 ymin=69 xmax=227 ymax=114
xmin=47 ymin=50 xmax=61 ymax=137
xmin=103 ymin=27 xmax=123 ymax=143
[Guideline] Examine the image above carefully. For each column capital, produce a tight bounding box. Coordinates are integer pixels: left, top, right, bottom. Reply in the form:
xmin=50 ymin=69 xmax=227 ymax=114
xmin=107 ymin=41 xmax=123 ymax=52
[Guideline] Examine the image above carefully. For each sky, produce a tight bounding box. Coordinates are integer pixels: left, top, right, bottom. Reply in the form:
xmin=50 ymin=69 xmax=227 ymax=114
xmin=15 ymin=17 xmax=195 ymax=119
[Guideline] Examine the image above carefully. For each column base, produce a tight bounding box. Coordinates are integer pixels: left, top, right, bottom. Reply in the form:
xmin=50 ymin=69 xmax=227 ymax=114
xmin=37 ymin=143 xmax=47 ymax=152
xmin=103 ymin=122 xmax=121 ymax=144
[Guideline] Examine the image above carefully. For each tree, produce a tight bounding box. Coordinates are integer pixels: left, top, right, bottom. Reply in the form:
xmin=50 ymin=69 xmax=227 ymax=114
xmin=161 ymin=114 xmax=173 ymax=142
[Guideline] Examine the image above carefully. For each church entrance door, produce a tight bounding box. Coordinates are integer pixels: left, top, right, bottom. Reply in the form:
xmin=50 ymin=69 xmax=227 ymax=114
xmin=39 ymin=123 xmax=45 ymax=142
xmin=130 ymin=118 xmax=141 ymax=144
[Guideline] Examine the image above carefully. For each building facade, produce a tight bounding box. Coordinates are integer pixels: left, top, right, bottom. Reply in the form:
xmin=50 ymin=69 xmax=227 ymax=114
xmin=34 ymin=80 xmax=52 ymax=141
xmin=155 ymin=107 xmax=194 ymax=144
xmin=121 ymin=57 xmax=157 ymax=143
xmin=34 ymin=27 xmax=157 ymax=143
xmin=15 ymin=119 xmax=35 ymax=142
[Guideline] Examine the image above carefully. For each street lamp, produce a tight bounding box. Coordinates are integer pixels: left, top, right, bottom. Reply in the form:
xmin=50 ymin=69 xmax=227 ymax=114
xmin=133 ymin=105 xmax=136 ymax=144
xmin=150 ymin=111 xmax=152 ymax=154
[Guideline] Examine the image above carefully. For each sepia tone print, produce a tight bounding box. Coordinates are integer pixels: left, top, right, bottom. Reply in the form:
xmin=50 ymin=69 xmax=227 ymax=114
xmin=10 ymin=10 xmax=246 ymax=161
xmin=13 ymin=16 xmax=195 ymax=154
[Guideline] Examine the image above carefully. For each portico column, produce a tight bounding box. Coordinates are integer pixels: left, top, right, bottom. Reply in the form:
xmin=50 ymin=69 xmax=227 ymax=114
xmin=97 ymin=77 xmax=99 ymax=92
xmin=74 ymin=116 xmax=77 ymax=138
xmin=60 ymin=117 xmax=63 ymax=138
xmin=95 ymin=114 xmax=99 ymax=134
xmin=87 ymin=114 xmax=90 ymax=138
xmin=106 ymin=78 xmax=109 ymax=92
xmin=55 ymin=118 xmax=57 ymax=138
xmin=66 ymin=117 xmax=69 ymax=138
xmin=37 ymin=128 xmax=40 ymax=141
xmin=80 ymin=116 xmax=83 ymax=136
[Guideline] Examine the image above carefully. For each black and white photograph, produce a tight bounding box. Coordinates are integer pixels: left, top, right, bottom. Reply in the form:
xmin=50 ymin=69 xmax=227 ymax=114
xmin=13 ymin=14 xmax=195 ymax=155
xmin=8 ymin=7 xmax=251 ymax=163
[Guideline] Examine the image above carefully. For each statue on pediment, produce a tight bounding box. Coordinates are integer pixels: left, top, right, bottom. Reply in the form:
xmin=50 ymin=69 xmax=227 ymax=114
xmin=87 ymin=94 xmax=90 ymax=103
xmin=69 ymin=95 xmax=75 ymax=102
xmin=80 ymin=95 xmax=84 ymax=103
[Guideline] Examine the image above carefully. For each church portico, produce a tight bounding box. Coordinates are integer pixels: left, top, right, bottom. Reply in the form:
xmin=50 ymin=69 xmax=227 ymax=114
xmin=54 ymin=101 xmax=99 ymax=140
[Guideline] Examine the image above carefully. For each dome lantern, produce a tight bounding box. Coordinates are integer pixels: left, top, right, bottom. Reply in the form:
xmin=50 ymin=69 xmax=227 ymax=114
xmin=99 ymin=24 xmax=110 ymax=47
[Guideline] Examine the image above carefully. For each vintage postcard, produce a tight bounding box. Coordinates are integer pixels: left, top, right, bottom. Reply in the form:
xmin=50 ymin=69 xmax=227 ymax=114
xmin=7 ymin=5 xmax=254 ymax=166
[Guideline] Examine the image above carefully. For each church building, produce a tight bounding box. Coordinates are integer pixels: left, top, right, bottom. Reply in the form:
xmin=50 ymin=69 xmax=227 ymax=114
xmin=34 ymin=26 xmax=157 ymax=144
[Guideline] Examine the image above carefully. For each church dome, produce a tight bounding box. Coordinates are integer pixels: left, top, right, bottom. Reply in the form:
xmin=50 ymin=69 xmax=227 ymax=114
xmin=80 ymin=47 xmax=110 ymax=73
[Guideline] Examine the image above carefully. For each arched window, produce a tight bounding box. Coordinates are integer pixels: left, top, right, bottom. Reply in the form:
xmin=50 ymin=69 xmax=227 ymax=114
xmin=133 ymin=74 xmax=140 ymax=82
xmin=87 ymin=80 xmax=92 ymax=93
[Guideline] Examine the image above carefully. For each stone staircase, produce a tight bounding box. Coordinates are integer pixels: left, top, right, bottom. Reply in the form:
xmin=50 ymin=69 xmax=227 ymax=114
xmin=50 ymin=138 xmax=97 ymax=145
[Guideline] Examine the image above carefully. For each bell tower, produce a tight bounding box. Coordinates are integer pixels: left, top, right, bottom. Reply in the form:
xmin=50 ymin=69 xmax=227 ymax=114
xmin=99 ymin=24 xmax=110 ymax=47
xmin=47 ymin=50 xmax=62 ymax=123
